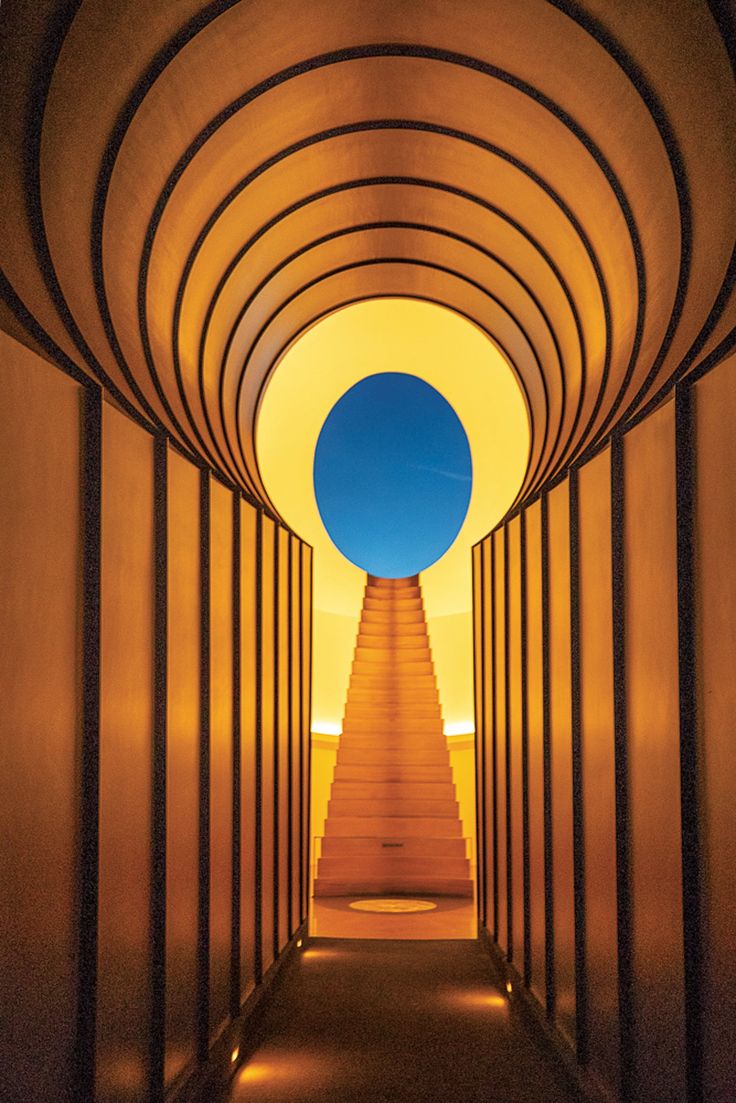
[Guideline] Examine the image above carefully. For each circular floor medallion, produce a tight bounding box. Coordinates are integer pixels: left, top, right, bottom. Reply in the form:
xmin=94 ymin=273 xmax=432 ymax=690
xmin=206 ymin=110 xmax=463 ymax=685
xmin=348 ymin=898 xmax=438 ymax=914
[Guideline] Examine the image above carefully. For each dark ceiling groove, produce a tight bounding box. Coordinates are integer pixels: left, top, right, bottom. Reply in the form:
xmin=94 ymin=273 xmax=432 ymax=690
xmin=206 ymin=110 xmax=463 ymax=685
xmin=2 ymin=0 xmax=732 ymax=537
xmin=113 ymin=42 xmax=633 ymax=486
xmin=197 ymin=219 xmax=568 ymax=489
xmin=145 ymin=115 xmax=616 ymax=488
xmin=18 ymin=0 xmax=164 ymax=435
xmin=193 ymin=174 xmax=591 ymax=491
xmin=548 ymin=0 xmax=693 ymax=445
xmin=229 ymin=256 xmax=549 ymax=497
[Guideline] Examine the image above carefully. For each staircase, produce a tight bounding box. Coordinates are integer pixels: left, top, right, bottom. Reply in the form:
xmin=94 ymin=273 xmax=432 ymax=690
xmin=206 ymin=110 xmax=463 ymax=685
xmin=313 ymin=574 xmax=473 ymax=898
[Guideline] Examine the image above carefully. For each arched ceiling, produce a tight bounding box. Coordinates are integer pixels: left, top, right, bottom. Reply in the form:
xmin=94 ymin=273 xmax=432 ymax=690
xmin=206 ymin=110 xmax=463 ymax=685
xmin=1 ymin=0 xmax=735 ymax=527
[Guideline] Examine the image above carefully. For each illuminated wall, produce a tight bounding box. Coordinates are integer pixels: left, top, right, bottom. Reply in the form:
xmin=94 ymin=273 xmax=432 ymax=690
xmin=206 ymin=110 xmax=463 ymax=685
xmin=1 ymin=5 xmax=734 ymax=1103
xmin=0 ymin=331 xmax=312 ymax=1103
xmin=474 ymin=352 xmax=736 ymax=1103
xmin=256 ymin=298 xmax=529 ymax=734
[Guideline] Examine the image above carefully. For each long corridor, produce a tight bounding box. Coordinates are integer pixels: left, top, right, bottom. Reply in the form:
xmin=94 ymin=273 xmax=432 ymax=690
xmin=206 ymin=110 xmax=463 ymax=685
xmin=3 ymin=6 xmax=735 ymax=1103
xmin=221 ymin=939 xmax=576 ymax=1103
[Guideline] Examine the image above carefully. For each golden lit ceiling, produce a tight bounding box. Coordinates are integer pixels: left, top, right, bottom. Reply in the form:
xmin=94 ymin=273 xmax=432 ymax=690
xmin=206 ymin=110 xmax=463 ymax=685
xmin=1 ymin=1 xmax=734 ymax=523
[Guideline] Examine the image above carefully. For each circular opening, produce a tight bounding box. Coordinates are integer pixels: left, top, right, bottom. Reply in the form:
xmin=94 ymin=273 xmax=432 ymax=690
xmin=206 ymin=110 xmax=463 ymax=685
xmin=313 ymin=372 xmax=472 ymax=578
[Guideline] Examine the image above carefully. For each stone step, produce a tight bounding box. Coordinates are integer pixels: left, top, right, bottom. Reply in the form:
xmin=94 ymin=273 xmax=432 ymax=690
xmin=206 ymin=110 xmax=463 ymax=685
xmin=328 ymin=798 xmax=459 ymax=817
xmin=337 ymin=753 xmax=449 ymax=769
xmin=340 ymin=727 xmax=446 ymax=740
xmin=318 ymin=573 xmax=469 ymax=896
xmin=356 ymin=634 xmax=430 ymax=649
xmin=362 ymin=606 xmax=423 ymax=618
xmin=347 ymin=684 xmax=438 ymax=697
xmin=359 ymin=621 xmax=427 ymax=636
xmin=365 ymin=582 xmax=420 ymax=592
xmin=345 ymin=694 xmax=439 ymax=705
xmin=338 ymin=738 xmax=447 ymax=754
xmin=330 ymin=781 xmax=457 ymax=800
xmin=348 ymin=683 xmax=437 ymax=693
xmin=338 ymin=745 xmax=447 ymax=760
xmin=360 ymin=610 xmax=425 ymax=624
xmin=344 ymin=727 xmax=444 ymax=736
xmin=353 ymin=647 xmax=432 ymax=663
xmin=345 ymin=688 xmax=439 ymax=700
xmin=337 ymin=748 xmax=449 ymax=765
xmin=365 ymin=589 xmax=419 ymax=595
xmin=316 ymin=856 xmax=471 ymax=879
xmin=366 ymin=579 xmax=419 ymax=587
xmin=347 ymin=680 xmax=437 ymax=689
xmin=343 ymin=702 xmax=441 ymax=712
xmin=343 ymin=705 xmax=442 ymax=718
xmin=342 ymin=718 xmax=444 ymax=732
xmin=352 ymin=653 xmax=433 ymax=665
xmin=349 ymin=673 xmax=437 ymax=686
xmin=319 ymin=835 xmax=467 ymax=857
xmin=342 ymin=725 xmax=444 ymax=735
xmin=342 ymin=719 xmax=443 ymax=730
xmin=325 ymin=816 xmax=462 ymax=837
xmin=332 ymin=765 xmax=454 ymax=783
xmin=363 ymin=596 xmax=423 ymax=609
xmin=351 ymin=661 xmax=434 ymax=677
xmin=343 ymin=709 xmax=443 ymax=722
xmin=367 ymin=576 xmax=418 ymax=585
xmin=313 ymin=876 xmax=473 ymax=898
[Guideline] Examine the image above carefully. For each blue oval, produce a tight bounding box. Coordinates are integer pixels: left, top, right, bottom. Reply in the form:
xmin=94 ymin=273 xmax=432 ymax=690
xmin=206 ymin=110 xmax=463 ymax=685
xmin=313 ymin=373 xmax=472 ymax=578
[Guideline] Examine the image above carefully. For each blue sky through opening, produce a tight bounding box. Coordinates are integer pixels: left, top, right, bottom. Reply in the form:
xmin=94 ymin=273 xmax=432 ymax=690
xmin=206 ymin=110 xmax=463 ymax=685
xmin=313 ymin=373 xmax=472 ymax=578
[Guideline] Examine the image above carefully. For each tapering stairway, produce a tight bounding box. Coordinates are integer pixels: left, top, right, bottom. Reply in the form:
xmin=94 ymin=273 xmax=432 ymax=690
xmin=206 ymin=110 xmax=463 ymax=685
xmin=313 ymin=575 xmax=473 ymax=898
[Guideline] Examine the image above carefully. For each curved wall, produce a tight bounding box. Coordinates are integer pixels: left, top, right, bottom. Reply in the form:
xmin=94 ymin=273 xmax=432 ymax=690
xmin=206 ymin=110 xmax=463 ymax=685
xmin=1 ymin=5 xmax=734 ymax=1102
xmin=1 ymin=1 xmax=732 ymax=512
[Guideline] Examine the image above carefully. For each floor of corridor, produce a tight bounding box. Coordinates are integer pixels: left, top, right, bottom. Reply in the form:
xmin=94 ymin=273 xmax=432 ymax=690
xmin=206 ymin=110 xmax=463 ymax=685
xmin=221 ymin=938 xmax=577 ymax=1103
xmin=309 ymin=894 xmax=477 ymax=939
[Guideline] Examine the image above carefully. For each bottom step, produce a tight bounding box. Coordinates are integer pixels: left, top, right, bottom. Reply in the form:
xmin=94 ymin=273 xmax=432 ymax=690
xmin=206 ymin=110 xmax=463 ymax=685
xmin=320 ymin=836 xmax=468 ymax=858
xmin=313 ymin=876 xmax=474 ymax=898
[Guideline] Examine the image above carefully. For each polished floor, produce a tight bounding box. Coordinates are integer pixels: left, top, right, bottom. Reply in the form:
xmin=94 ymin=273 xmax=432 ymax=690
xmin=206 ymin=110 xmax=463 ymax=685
xmin=310 ymin=894 xmax=477 ymax=939
xmin=222 ymin=938 xmax=576 ymax=1103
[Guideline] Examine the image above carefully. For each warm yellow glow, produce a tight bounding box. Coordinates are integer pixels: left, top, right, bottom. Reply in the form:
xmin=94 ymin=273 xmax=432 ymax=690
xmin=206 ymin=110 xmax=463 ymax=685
xmin=426 ymin=610 xmax=474 ymax=729
xmin=238 ymin=1062 xmax=272 ymax=1085
xmin=296 ymin=938 xmax=303 ymax=948
xmin=311 ymin=720 xmax=342 ymax=736
xmin=444 ymin=721 xmax=475 ymax=737
xmin=446 ymin=989 xmax=508 ymax=1011
xmin=257 ymin=299 xmax=529 ymax=730
xmin=486 ymin=995 xmax=508 ymax=1009
xmin=447 ymin=738 xmax=476 ymax=844
xmin=310 ymin=740 xmax=338 ymax=842
xmin=301 ymin=947 xmax=346 ymax=961
xmin=506 ymin=981 xmax=513 ymax=995
xmin=231 ymin=1046 xmax=240 ymax=1065
xmin=348 ymin=898 xmax=438 ymax=913
xmin=237 ymin=1052 xmax=347 ymax=1092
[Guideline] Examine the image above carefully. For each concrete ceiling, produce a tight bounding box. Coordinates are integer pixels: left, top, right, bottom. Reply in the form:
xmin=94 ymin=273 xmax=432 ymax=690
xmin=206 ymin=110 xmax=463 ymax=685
xmin=1 ymin=0 xmax=734 ymax=528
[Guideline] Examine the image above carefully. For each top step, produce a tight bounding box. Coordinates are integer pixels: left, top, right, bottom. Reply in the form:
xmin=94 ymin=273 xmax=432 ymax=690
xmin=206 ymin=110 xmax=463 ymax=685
xmin=359 ymin=621 xmax=427 ymax=636
xmin=366 ymin=600 xmax=423 ymax=608
xmin=367 ymin=575 xmax=419 ymax=587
